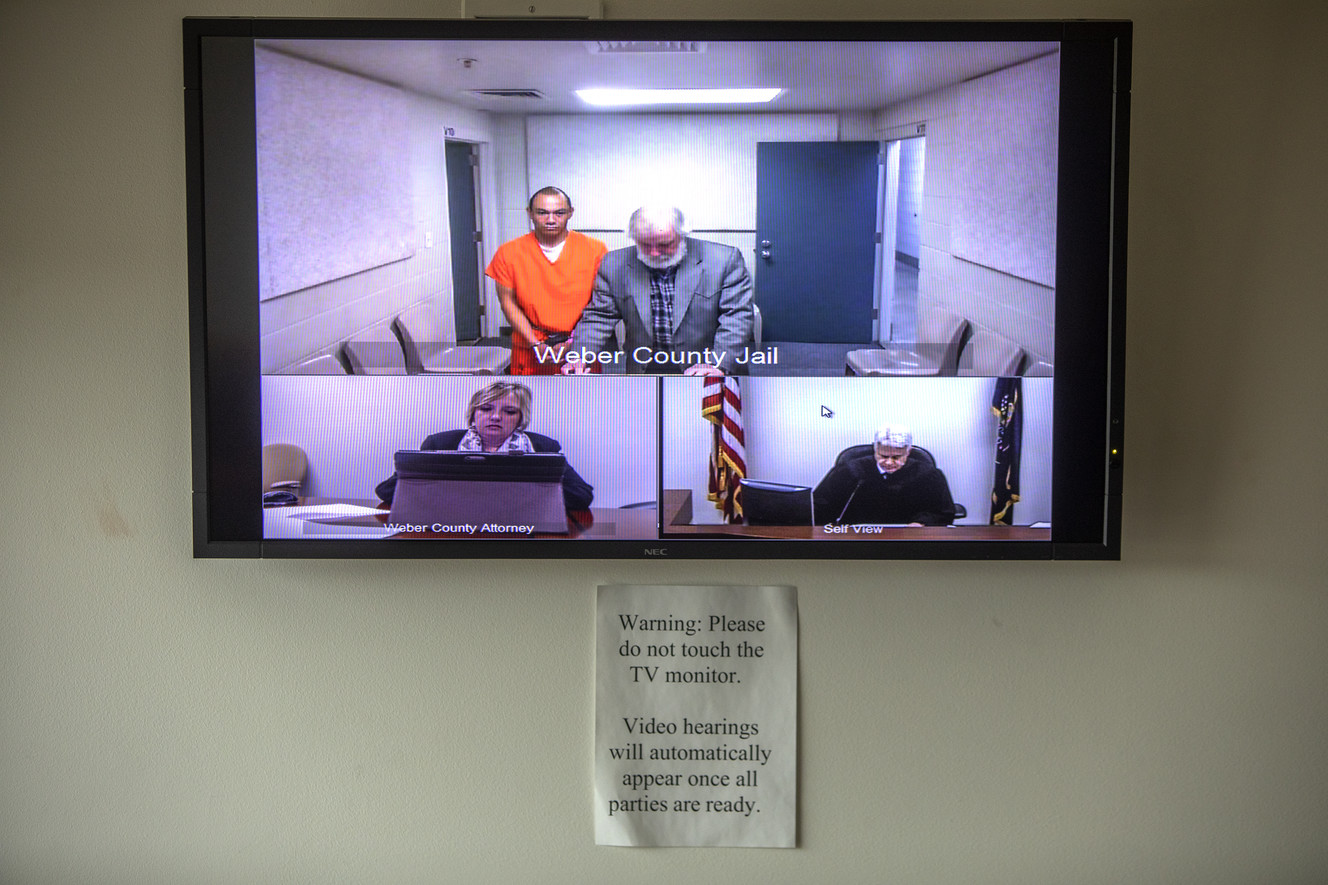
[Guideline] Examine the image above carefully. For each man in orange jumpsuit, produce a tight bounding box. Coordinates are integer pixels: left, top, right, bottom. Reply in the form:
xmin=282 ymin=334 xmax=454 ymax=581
xmin=485 ymin=186 xmax=607 ymax=375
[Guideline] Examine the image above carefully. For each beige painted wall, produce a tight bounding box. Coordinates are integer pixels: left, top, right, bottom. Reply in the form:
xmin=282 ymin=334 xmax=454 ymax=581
xmin=3 ymin=1 xmax=1327 ymax=883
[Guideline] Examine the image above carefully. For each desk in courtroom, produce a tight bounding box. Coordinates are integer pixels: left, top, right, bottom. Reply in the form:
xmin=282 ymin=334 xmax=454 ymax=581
xmin=263 ymin=499 xmax=660 ymax=540
xmin=659 ymin=490 xmax=1051 ymax=541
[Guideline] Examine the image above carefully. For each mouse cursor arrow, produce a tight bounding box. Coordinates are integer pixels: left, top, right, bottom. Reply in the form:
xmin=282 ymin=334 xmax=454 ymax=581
xmin=820 ymin=405 xmax=834 ymax=418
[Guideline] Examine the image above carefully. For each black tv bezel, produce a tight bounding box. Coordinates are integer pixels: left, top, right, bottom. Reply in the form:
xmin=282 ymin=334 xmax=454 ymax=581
xmin=185 ymin=17 xmax=1128 ymax=560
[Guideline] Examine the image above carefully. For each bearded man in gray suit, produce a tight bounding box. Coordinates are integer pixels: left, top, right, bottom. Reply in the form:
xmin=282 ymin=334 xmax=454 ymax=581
xmin=561 ymin=206 xmax=754 ymax=376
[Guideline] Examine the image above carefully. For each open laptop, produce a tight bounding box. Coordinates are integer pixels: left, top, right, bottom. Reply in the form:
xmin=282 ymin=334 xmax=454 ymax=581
xmin=388 ymin=451 xmax=569 ymax=535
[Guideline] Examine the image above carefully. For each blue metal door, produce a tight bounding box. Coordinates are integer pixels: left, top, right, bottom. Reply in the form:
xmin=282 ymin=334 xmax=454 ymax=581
xmin=755 ymin=141 xmax=880 ymax=342
xmin=445 ymin=140 xmax=482 ymax=342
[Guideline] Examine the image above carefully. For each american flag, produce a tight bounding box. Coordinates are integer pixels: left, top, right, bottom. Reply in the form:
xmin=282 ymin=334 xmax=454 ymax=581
xmin=701 ymin=376 xmax=745 ymax=523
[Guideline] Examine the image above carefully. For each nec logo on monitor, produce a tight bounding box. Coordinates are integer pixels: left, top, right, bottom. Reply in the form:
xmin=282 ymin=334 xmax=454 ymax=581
xmin=643 ymin=548 xmax=669 ymax=557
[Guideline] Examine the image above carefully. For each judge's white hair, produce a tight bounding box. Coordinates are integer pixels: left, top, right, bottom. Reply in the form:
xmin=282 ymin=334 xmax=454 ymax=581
xmin=873 ymin=425 xmax=913 ymax=449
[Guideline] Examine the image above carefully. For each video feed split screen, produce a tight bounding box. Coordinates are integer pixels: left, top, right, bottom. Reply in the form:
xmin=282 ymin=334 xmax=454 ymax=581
xmin=256 ymin=37 xmax=1059 ymax=542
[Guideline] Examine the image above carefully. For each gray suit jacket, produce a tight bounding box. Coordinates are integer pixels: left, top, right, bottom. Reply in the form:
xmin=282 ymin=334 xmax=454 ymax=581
xmin=571 ymin=237 xmax=755 ymax=374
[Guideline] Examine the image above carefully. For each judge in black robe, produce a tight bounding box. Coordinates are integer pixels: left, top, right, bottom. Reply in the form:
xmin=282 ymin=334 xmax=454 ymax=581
xmin=813 ymin=443 xmax=955 ymax=526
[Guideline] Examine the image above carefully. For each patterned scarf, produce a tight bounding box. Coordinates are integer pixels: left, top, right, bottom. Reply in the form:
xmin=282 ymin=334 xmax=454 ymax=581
xmin=457 ymin=428 xmax=535 ymax=453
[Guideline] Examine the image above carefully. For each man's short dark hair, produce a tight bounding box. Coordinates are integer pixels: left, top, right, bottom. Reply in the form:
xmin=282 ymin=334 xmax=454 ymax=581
xmin=527 ymin=186 xmax=573 ymax=211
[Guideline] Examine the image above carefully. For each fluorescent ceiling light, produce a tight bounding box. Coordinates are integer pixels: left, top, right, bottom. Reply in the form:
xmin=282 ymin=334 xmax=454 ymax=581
xmin=576 ymin=87 xmax=781 ymax=106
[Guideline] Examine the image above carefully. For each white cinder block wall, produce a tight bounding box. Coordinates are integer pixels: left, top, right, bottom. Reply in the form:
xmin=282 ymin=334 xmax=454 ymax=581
xmin=257 ymin=49 xmax=497 ymax=371
xmin=524 ymin=112 xmax=841 ymax=276
xmin=876 ymin=53 xmax=1059 ymax=363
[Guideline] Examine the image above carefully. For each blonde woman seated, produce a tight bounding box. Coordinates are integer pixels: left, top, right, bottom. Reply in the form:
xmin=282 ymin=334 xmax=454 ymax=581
xmin=374 ymin=381 xmax=593 ymax=511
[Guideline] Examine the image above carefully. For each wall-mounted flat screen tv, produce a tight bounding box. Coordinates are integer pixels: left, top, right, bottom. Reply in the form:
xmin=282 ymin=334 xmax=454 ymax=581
xmin=185 ymin=18 xmax=1128 ymax=559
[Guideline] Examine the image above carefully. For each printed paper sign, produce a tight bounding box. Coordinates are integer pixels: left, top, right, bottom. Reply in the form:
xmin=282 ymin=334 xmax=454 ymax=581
xmin=595 ymin=584 xmax=797 ymax=847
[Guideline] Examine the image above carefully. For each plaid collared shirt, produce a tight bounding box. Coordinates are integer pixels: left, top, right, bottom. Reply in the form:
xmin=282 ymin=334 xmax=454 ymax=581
xmin=648 ymin=266 xmax=677 ymax=348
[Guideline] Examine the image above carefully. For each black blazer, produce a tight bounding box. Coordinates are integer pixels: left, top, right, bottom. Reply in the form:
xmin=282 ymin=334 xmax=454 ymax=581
xmin=375 ymin=429 xmax=594 ymax=511
xmin=812 ymin=454 xmax=955 ymax=526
